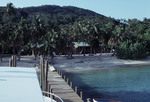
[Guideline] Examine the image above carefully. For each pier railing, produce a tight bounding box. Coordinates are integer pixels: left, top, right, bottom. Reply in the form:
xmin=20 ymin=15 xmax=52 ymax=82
xmin=42 ymin=91 xmax=64 ymax=102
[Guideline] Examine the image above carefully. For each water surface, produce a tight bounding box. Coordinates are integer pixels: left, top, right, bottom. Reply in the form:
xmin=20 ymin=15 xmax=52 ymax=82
xmin=65 ymin=65 xmax=150 ymax=102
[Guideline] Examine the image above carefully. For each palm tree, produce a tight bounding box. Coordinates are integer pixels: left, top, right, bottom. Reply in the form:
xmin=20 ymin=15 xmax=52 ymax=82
xmin=4 ymin=3 xmax=17 ymax=55
xmin=81 ymin=25 xmax=89 ymax=56
xmin=75 ymin=20 xmax=90 ymax=56
xmin=30 ymin=15 xmax=45 ymax=60
xmin=5 ymin=3 xmax=16 ymax=22
xmin=108 ymin=24 xmax=124 ymax=55
xmin=114 ymin=24 xmax=124 ymax=49
xmin=43 ymin=28 xmax=57 ymax=63
xmin=58 ymin=24 xmax=71 ymax=57
xmin=85 ymin=20 xmax=99 ymax=55
xmin=63 ymin=24 xmax=74 ymax=58
xmin=99 ymin=22 xmax=115 ymax=53
xmin=17 ymin=17 xmax=27 ymax=60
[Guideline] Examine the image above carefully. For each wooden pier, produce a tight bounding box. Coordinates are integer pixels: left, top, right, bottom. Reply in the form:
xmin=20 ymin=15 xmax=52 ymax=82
xmin=1 ymin=56 xmax=85 ymax=102
xmin=47 ymin=70 xmax=84 ymax=102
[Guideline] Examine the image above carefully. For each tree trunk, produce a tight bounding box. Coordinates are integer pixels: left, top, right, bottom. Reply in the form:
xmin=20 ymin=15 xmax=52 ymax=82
xmin=32 ymin=50 xmax=34 ymax=56
xmin=114 ymin=39 xmax=118 ymax=55
xmin=0 ymin=54 xmax=2 ymax=62
xmin=89 ymin=45 xmax=92 ymax=56
xmin=34 ymin=50 xmax=37 ymax=60
xmin=67 ymin=45 xmax=73 ymax=59
xmin=0 ymin=44 xmax=3 ymax=62
xmin=51 ymin=55 xmax=54 ymax=64
xmin=94 ymin=48 xmax=96 ymax=55
xmin=13 ymin=44 xmax=15 ymax=55
xmin=115 ymin=40 xmax=118 ymax=50
xmin=83 ymin=47 xmax=85 ymax=56
xmin=17 ymin=44 xmax=22 ymax=61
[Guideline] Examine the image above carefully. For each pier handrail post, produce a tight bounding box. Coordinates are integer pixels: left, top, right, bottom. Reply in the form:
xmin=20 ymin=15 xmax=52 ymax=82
xmin=11 ymin=55 xmax=16 ymax=67
xmin=87 ymin=98 xmax=91 ymax=102
xmin=50 ymin=88 xmax=54 ymax=99
xmin=63 ymin=75 xmax=66 ymax=81
xmin=12 ymin=55 xmax=14 ymax=67
xmin=14 ymin=55 xmax=16 ymax=67
xmin=80 ymin=91 xmax=83 ymax=100
xmin=67 ymin=78 xmax=69 ymax=84
xmin=75 ymin=86 xmax=78 ymax=94
xmin=57 ymin=69 xmax=59 ymax=74
xmin=42 ymin=91 xmax=64 ymax=102
xmin=70 ymin=82 xmax=73 ymax=88
xmin=58 ymin=70 xmax=60 ymax=75
xmin=61 ymin=72 xmax=63 ymax=77
xmin=45 ymin=60 xmax=48 ymax=92
xmin=48 ymin=84 xmax=51 ymax=97
xmin=9 ymin=59 xmax=12 ymax=67
xmin=40 ymin=56 xmax=44 ymax=90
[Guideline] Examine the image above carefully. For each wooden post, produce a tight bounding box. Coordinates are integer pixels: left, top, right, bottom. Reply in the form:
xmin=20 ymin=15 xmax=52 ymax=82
xmin=48 ymin=84 xmax=51 ymax=97
xmin=50 ymin=88 xmax=53 ymax=93
xmin=75 ymin=86 xmax=78 ymax=94
xmin=45 ymin=60 xmax=48 ymax=91
xmin=80 ymin=91 xmax=83 ymax=100
xmin=67 ymin=78 xmax=69 ymax=84
xmin=58 ymin=70 xmax=60 ymax=75
xmin=61 ymin=72 xmax=63 ymax=77
xmin=57 ymin=69 xmax=59 ymax=73
xmin=63 ymin=75 xmax=66 ymax=81
xmin=11 ymin=55 xmax=16 ymax=67
xmin=43 ymin=59 xmax=45 ymax=91
xmin=11 ymin=55 xmax=14 ymax=67
xmin=57 ymin=70 xmax=59 ymax=74
xmin=40 ymin=56 xmax=44 ymax=90
xmin=70 ymin=82 xmax=72 ymax=88
xmin=50 ymin=88 xmax=54 ymax=99
xmin=14 ymin=55 xmax=16 ymax=67
xmin=9 ymin=59 xmax=12 ymax=67
xmin=87 ymin=98 xmax=91 ymax=102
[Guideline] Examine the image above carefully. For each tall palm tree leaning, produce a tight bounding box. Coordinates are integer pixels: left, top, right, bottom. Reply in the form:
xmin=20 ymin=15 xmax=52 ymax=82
xmin=6 ymin=3 xmax=16 ymax=18
xmin=30 ymin=15 xmax=45 ymax=60
xmin=5 ymin=3 xmax=17 ymax=55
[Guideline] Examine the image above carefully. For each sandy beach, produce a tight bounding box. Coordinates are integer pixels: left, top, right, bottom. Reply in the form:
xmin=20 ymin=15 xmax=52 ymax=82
xmin=53 ymin=53 xmax=150 ymax=72
xmin=0 ymin=53 xmax=150 ymax=71
xmin=0 ymin=56 xmax=40 ymax=67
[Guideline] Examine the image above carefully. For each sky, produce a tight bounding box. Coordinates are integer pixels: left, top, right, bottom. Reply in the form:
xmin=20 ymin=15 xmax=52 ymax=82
xmin=1 ymin=0 xmax=150 ymax=20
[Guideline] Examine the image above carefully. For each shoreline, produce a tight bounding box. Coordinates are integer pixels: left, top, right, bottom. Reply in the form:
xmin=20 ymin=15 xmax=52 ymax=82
xmin=0 ymin=54 xmax=150 ymax=71
xmin=53 ymin=53 xmax=150 ymax=72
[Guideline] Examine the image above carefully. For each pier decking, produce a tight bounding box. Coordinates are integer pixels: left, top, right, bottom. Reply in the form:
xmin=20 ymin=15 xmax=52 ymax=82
xmin=48 ymin=70 xmax=83 ymax=102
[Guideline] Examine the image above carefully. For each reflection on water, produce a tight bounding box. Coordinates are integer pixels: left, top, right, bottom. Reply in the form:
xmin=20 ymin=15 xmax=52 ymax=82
xmin=65 ymin=65 xmax=150 ymax=102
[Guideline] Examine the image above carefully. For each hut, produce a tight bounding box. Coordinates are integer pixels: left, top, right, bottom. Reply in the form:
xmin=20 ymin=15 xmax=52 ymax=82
xmin=72 ymin=42 xmax=90 ymax=54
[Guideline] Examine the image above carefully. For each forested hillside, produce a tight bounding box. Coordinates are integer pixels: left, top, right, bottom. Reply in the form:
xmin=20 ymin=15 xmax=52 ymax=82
xmin=20 ymin=5 xmax=117 ymax=26
xmin=21 ymin=5 xmax=103 ymax=16
xmin=0 ymin=3 xmax=150 ymax=60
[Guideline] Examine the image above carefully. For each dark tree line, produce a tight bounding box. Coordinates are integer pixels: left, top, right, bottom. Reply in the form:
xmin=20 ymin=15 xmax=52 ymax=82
xmin=0 ymin=3 xmax=150 ymax=60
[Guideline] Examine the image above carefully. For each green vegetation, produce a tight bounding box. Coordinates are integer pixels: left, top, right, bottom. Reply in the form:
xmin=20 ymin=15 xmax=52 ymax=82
xmin=0 ymin=3 xmax=150 ymax=60
xmin=116 ymin=19 xmax=150 ymax=59
xmin=116 ymin=41 xmax=147 ymax=59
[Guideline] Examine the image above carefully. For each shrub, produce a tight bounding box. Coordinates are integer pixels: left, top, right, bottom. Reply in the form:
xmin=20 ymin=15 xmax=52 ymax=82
xmin=116 ymin=41 xmax=147 ymax=59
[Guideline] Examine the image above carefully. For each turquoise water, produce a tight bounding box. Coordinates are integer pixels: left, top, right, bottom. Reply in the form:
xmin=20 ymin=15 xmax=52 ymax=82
xmin=65 ymin=65 xmax=150 ymax=102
